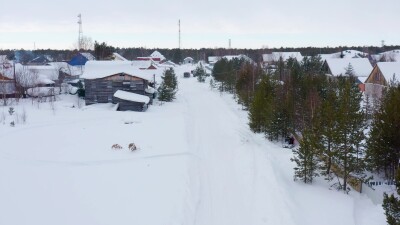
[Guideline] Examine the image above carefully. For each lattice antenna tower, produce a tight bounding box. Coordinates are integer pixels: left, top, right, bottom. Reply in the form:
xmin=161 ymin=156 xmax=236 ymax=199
xmin=78 ymin=14 xmax=83 ymax=50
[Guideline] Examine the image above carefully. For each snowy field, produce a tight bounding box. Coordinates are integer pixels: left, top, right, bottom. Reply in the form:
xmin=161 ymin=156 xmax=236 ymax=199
xmin=0 ymin=65 xmax=386 ymax=225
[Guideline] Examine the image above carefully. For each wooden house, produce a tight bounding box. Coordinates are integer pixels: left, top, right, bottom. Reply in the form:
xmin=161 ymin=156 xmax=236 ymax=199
xmin=364 ymin=62 xmax=400 ymax=99
xmin=81 ymin=61 xmax=153 ymax=111
xmin=322 ymin=58 xmax=373 ymax=91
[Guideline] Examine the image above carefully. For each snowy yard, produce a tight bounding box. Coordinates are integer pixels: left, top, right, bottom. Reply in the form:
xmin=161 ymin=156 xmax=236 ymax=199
xmin=0 ymin=65 xmax=386 ymax=225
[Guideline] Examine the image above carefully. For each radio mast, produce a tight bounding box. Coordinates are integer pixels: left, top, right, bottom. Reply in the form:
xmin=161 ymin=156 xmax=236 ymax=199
xmin=179 ymin=19 xmax=181 ymax=49
xmin=78 ymin=14 xmax=83 ymax=50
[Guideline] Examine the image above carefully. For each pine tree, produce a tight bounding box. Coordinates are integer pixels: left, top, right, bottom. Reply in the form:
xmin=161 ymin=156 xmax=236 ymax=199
xmin=318 ymin=79 xmax=338 ymax=178
xmin=383 ymin=168 xmax=400 ymax=225
xmin=158 ymin=68 xmax=178 ymax=102
xmin=367 ymin=84 xmax=400 ymax=179
xmin=334 ymin=76 xmax=366 ymax=192
xmin=248 ymin=75 xmax=274 ymax=133
xmin=291 ymin=128 xmax=321 ymax=183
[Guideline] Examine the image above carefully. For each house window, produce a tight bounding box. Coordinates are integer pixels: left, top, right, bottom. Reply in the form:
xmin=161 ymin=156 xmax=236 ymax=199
xmin=107 ymin=81 xmax=112 ymax=88
xmin=108 ymin=95 xmax=112 ymax=102
xmin=375 ymin=73 xmax=380 ymax=81
xmin=93 ymin=95 xmax=98 ymax=102
xmin=130 ymin=82 xmax=136 ymax=88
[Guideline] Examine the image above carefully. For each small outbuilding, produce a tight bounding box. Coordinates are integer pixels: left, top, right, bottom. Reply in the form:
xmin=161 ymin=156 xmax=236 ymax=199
xmin=114 ymin=90 xmax=150 ymax=111
xmin=183 ymin=57 xmax=194 ymax=64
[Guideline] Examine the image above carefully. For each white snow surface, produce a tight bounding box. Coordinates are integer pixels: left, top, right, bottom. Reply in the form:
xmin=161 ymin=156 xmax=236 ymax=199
xmin=0 ymin=64 xmax=386 ymax=225
xmin=114 ymin=90 xmax=150 ymax=104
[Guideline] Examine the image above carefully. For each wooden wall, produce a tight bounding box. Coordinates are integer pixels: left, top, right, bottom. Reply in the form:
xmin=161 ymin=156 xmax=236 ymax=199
xmin=85 ymin=73 xmax=151 ymax=108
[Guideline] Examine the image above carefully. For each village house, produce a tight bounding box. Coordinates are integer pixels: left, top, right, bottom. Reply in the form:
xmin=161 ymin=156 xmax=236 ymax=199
xmin=137 ymin=51 xmax=166 ymax=63
xmin=322 ymin=58 xmax=373 ymax=91
xmin=69 ymin=52 xmax=96 ymax=66
xmin=81 ymin=61 xmax=154 ymax=111
xmin=364 ymin=62 xmax=400 ymax=99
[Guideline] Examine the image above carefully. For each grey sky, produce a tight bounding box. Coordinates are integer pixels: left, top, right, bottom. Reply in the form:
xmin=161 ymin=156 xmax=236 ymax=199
xmin=0 ymin=0 xmax=399 ymax=50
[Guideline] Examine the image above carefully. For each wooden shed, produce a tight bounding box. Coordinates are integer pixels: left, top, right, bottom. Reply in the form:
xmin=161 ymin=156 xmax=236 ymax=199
xmin=114 ymin=90 xmax=150 ymax=111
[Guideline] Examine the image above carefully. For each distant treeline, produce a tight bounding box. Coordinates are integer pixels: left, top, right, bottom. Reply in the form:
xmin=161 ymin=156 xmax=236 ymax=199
xmin=1 ymin=45 xmax=400 ymax=64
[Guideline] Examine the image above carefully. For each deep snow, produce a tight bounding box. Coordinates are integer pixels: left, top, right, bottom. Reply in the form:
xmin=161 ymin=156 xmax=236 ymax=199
xmin=0 ymin=65 xmax=386 ymax=225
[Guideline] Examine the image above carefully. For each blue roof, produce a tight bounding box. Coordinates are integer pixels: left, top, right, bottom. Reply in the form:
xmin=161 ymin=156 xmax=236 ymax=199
xmin=68 ymin=53 xmax=95 ymax=66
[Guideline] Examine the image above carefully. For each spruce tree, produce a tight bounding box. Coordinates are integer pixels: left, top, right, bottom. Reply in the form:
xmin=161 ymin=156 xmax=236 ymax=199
xmin=383 ymin=168 xmax=400 ymax=225
xmin=194 ymin=64 xmax=206 ymax=83
xmin=291 ymin=128 xmax=322 ymax=183
xmin=158 ymin=68 xmax=178 ymax=102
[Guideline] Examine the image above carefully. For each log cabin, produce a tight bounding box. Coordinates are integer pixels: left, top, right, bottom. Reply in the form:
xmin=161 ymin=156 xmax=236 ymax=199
xmin=81 ymin=61 xmax=153 ymax=111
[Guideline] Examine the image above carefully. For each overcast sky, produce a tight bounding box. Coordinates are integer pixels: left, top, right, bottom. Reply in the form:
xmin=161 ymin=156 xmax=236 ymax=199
xmin=0 ymin=0 xmax=399 ymax=50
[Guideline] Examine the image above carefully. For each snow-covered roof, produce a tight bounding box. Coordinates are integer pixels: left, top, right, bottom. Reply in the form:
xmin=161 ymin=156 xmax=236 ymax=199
xmin=81 ymin=52 xmax=96 ymax=61
xmin=372 ymin=49 xmax=400 ymax=62
xmin=29 ymin=55 xmax=53 ymax=64
xmin=208 ymin=56 xmax=221 ymax=64
xmin=81 ymin=61 xmax=152 ymax=81
xmin=131 ymin=60 xmax=158 ymax=70
xmin=49 ymin=62 xmax=83 ymax=76
xmin=376 ymin=62 xmax=400 ymax=83
xmin=17 ymin=65 xmax=59 ymax=85
xmin=159 ymin=60 xmax=177 ymax=67
xmin=114 ymin=90 xmax=150 ymax=104
xmin=318 ymin=50 xmax=368 ymax=61
xmin=263 ymin=52 xmax=303 ymax=62
xmin=325 ymin=58 xmax=372 ymax=77
xmin=222 ymin=54 xmax=253 ymax=63
xmin=112 ymin=53 xmax=128 ymax=61
xmin=150 ymin=51 xmax=166 ymax=61
xmin=207 ymin=54 xmax=254 ymax=64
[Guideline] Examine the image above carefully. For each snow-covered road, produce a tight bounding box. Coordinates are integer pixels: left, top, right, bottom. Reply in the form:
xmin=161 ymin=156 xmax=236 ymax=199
xmin=0 ymin=66 xmax=386 ymax=225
